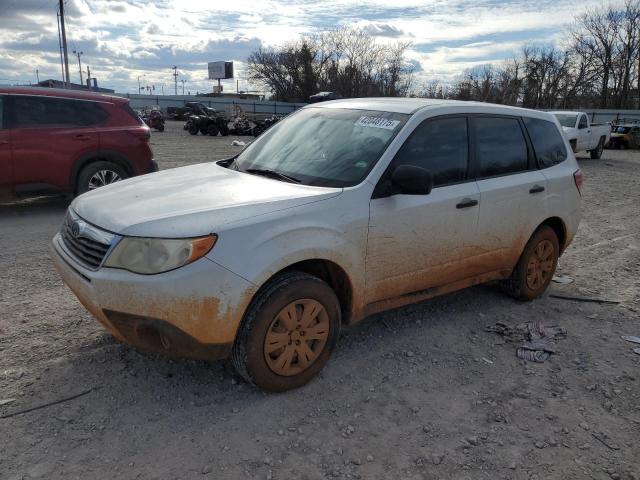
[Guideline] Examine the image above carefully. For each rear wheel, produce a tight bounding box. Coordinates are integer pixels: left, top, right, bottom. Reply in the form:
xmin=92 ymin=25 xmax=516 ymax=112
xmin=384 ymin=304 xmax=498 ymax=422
xmin=232 ymin=271 xmax=341 ymax=392
xmin=590 ymin=137 xmax=604 ymax=159
xmin=188 ymin=124 xmax=198 ymax=135
xmin=76 ymin=161 xmax=127 ymax=195
xmin=502 ymin=226 xmax=559 ymax=301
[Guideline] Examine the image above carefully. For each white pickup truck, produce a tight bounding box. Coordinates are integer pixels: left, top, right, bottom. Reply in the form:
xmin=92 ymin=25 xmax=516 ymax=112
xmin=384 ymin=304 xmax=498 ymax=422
xmin=550 ymin=111 xmax=610 ymax=159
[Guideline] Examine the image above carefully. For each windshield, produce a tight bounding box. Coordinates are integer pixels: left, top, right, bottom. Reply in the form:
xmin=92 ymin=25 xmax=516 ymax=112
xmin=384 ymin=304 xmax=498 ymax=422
xmin=553 ymin=113 xmax=578 ymax=128
xmin=232 ymin=107 xmax=409 ymax=187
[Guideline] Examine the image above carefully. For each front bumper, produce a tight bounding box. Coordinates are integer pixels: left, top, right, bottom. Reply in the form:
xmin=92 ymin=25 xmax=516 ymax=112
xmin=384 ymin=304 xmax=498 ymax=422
xmin=50 ymin=233 xmax=256 ymax=361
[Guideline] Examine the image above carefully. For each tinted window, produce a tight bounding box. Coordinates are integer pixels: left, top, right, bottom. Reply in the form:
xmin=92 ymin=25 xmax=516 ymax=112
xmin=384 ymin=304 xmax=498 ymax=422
xmin=578 ymin=115 xmax=588 ymax=129
xmin=523 ymin=117 xmax=567 ymax=168
xmin=475 ymin=117 xmax=528 ymax=177
xmin=391 ymin=117 xmax=468 ymax=187
xmin=12 ymin=96 xmax=107 ymax=128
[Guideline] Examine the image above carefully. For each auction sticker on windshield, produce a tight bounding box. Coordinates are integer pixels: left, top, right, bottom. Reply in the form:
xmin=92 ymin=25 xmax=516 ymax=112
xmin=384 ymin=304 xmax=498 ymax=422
xmin=355 ymin=116 xmax=401 ymax=130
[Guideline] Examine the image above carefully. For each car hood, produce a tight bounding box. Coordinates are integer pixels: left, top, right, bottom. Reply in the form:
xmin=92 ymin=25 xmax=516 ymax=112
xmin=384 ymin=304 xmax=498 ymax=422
xmin=72 ymin=162 xmax=341 ymax=237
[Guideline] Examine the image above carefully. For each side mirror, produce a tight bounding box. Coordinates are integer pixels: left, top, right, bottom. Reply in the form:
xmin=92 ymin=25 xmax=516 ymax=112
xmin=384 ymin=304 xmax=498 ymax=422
xmin=391 ymin=165 xmax=433 ymax=195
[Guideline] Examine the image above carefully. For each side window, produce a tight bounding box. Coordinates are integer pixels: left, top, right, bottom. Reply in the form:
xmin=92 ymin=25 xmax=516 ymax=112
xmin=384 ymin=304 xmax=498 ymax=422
xmin=391 ymin=117 xmax=468 ymax=187
xmin=578 ymin=115 xmax=588 ymax=129
xmin=475 ymin=117 xmax=528 ymax=178
xmin=523 ymin=117 xmax=567 ymax=168
xmin=12 ymin=96 xmax=107 ymax=128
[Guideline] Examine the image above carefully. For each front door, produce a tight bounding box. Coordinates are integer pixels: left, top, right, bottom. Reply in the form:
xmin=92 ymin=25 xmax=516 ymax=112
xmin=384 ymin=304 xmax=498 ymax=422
xmin=576 ymin=114 xmax=590 ymax=151
xmin=0 ymin=95 xmax=12 ymax=196
xmin=366 ymin=116 xmax=480 ymax=304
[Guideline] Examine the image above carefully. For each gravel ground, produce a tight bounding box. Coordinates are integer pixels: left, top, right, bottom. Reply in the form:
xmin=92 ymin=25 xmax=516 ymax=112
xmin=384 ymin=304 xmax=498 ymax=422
xmin=1 ymin=120 xmax=639 ymax=480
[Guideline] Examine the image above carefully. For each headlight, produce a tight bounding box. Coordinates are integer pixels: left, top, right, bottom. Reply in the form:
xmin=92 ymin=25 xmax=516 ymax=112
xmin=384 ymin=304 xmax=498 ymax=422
xmin=104 ymin=235 xmax=217 ymax=274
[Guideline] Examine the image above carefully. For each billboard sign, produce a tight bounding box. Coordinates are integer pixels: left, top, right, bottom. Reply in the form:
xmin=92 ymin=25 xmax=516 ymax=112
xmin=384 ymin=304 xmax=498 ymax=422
xmin=208 ymin=61 xmax=234 ymax=80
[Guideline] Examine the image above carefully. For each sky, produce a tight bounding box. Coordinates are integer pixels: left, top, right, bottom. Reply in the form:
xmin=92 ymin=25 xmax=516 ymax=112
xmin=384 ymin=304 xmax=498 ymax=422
xmin=0 ymin=0 xmax=608 ymax=95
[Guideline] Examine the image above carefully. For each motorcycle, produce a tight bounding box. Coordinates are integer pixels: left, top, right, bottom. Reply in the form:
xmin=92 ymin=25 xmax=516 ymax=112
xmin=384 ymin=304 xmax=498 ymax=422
xmin=145 ymin=110 xmax=165 ymax=132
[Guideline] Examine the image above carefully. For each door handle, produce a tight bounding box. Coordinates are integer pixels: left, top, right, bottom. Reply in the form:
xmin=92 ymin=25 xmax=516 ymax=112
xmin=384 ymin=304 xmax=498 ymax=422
xmin=0 ymin=140 xmax=8 ymax=146
xmin=529 ymin=185 xmax=545 ymax=194
xmin=456 ymin=198 xmax=478 ymax=209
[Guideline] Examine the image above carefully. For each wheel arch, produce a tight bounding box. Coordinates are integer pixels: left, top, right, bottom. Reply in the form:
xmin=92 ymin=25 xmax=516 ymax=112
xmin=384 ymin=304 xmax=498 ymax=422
xmin=70 ymin=150 xmax=133 ymax=193
xmin=537 ymin=216 xmax=567 ymax=253
xmin=248 ymin=258 xmax=355 ymax=326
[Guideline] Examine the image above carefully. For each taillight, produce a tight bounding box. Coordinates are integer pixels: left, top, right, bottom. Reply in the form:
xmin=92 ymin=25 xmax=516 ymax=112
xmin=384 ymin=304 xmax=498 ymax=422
xmin=573 ymin=169 xmax=583 ymax=195
xmin=128 ymin=127 xmax=151 ymax=142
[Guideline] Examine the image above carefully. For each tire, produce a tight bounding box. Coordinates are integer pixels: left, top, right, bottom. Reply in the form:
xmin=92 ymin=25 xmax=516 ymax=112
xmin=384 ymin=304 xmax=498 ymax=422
xmin=502 ymin=226 xmax=559 ymax=301
xmin=199 ymin=128 xmax=207 ymax=135
xmin=207 ymin=124 xmax=219 ymax=136
xmin=219 ymin=122 xmax=229 ymax=136
xmin=232 ymin=271 xmax=341 ymax=392
xmin=76 ymin=161 xmax=127 ymax=195
xmin=157 ymin=124 xmax=165 ymax=132
xmin=188 ymin=124 xmax=198 ymax=135
xmin=590 ymin=137 xmax=604 ymax=159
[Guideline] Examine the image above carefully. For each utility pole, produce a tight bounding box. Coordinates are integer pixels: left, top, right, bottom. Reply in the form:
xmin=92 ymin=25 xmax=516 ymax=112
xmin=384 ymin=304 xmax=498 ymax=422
xmin=181 ymin=79 xmax=185 ymax=95
xmin=86 ymin=65 xmax=91 ymax=89
xmin=73 ymin=50 xmax=84 ymax=85
xmin=36 ymin=69 xmax=40 ymax=83
xmin=58 ymin=0 xmax=70 ymax=87
xmin=56 ymin=12 xmax=65 ymax=84
xmin=172 ymin=66 xmax=178 ymax=95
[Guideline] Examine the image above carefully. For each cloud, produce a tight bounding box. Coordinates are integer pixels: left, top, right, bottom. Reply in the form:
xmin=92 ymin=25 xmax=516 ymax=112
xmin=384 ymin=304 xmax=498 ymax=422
xmin=0 ymin=0 xmax=609 ymax=92
xmin=361 ymin=23 xmax=408 ymax=38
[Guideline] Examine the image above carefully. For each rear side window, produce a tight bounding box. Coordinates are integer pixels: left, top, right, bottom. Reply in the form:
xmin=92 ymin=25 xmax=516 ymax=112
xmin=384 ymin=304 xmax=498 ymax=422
xmin=475 ymin=117 xmax=529 ymax=177
xmin=12 ymin=96 xmax=108 ymax=128
xmin=121 ymin=103 xmax=144 ymax=124
xmin=523 ymin=117 xmax=567 ymax=168
xmin=392 ymin=117 xmax=468 ymax=187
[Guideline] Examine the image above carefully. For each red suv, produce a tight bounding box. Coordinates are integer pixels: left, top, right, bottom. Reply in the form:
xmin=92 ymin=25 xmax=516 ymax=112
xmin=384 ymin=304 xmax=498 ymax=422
xmin=0 ymin=87 xmax=156 ymax=198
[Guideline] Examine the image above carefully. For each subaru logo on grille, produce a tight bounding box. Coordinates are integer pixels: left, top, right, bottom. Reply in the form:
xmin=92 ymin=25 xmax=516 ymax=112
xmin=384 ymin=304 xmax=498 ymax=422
xmin=71 ymin=220 xmax=83 ymax=238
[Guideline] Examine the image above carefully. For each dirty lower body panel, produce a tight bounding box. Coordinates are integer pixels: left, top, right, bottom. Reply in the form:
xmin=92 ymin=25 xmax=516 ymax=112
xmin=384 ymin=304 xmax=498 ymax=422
xmin=50 ymin=233 xmax=255 ymax=360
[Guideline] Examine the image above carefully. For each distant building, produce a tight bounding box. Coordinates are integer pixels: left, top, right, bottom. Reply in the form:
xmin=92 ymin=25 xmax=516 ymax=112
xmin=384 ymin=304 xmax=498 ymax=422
xmin=36 ymin=79 xmax=115 ymax=94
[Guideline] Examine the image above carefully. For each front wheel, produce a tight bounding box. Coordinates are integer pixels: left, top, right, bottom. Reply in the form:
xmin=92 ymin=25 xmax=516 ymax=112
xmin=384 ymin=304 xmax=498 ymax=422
xmin=232 ymin=272 xmax=341 ymax=392
xmin=207 ymin=123 xmax=219 ymax=136
xmin=502 ymin=226 xmax=559 ymax=301
xmin=76 ymin=161 xmax=127 ymax=195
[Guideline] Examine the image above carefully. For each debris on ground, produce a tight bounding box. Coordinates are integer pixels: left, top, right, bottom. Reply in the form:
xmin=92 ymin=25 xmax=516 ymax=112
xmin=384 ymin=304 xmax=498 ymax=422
xmin=231 ymin=140 xmax=246 ymax=146
xmin=486 ymin=321 xmax=567 ymax=363
xmin=549 ymin=294 xmax=619 ymax=304
xmin=552 ymin=275 xmax=574 ymax=285
xmin=621 ymin=335 xmax=640 ymax=345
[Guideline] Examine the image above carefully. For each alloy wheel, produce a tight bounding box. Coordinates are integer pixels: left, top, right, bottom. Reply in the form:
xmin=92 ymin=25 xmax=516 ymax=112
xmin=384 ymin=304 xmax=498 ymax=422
xmin=88 ymin=170 xmax=122 ymax=190
xmin=263 ymin=299 xmax=329 ymax=376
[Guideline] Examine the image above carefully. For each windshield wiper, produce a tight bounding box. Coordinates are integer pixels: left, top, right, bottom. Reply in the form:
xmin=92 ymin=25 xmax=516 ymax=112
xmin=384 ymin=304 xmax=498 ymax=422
xmin=244 ymin=168 xmax=301 ymax=183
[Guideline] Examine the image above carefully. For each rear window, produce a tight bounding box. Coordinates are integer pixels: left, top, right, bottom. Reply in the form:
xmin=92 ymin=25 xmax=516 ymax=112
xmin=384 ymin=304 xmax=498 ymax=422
xmin=475 ymin=117 xmax=529 ymax=177
xmin=12 ymin=96 xmax=108 ymax=127
xmin=524 ymin=117 xmax=567 ymax=168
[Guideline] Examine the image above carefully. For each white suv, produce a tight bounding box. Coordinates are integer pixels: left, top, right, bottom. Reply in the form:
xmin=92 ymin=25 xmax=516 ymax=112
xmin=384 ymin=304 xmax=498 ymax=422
xmin=51 ymin=98 xmax=582 ymax=391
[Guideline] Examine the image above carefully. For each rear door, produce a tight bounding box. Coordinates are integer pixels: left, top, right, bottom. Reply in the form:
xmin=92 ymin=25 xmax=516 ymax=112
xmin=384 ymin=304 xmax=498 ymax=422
xmin=471 ymin=116 xmax=548 ymax=272
xmin=366 ymin=116 xmax=481 ymax=303
xmin=9 ymin=95 xmax=105 ymax=192
xmin=0 ymin=95 xmax=12 ymax=195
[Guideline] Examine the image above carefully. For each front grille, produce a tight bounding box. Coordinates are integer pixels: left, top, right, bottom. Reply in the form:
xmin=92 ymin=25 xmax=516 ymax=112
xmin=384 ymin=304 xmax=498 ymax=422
xmin=60 ymin=212 xmax=113 ymax=269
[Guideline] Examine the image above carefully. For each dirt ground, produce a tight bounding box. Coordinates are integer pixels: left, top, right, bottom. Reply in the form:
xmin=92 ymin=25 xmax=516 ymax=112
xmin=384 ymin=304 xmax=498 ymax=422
xmin=1 ymin=120 xmax=639 ymax=480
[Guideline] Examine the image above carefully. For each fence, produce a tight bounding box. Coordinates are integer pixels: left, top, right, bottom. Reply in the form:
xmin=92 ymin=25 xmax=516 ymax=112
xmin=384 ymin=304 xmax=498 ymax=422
xmin=116 ymin=93 xmax=307 ymax=118
xmin=579 ymin=109 xmax=640 ymax=124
